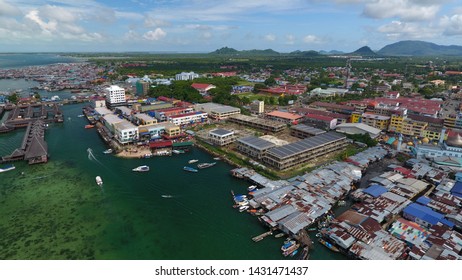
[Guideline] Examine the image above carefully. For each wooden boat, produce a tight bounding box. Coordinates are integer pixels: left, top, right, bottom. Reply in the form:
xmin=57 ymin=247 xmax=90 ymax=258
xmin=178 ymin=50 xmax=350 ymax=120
xmin=318 ymin=238 xmax=340 ymax=252
xmin=197 ymin=162 xmax=216 ymax=169
xmin=85 ymin=124 xmax=95 ymax=129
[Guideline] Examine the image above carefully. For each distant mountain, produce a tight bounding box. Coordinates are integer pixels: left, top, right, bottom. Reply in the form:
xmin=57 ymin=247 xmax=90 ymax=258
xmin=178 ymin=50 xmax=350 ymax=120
xmin=319 ymin=50 xmax=345 ymax=55
xmin=209 ymin=47 xmax=239 ymax=55
xmin=209 ymin=47 xmax=280 ymax=56
xmin=289 ymin=50 xmax=322 ymax=57
xmin=378 ymin=40 xmax=462 ymax=56
xmin=349 ymin=46 xmax=377 ymax=56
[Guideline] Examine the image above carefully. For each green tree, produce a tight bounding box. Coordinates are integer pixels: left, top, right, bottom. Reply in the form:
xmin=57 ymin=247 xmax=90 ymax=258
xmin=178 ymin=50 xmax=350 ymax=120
xmin=7 ymin=93 xmax=19 ymax=104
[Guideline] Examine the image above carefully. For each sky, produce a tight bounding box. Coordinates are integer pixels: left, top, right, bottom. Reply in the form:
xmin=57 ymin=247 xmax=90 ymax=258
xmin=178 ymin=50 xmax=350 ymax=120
xmin=1 ymin=0 xmax=462 ymax=53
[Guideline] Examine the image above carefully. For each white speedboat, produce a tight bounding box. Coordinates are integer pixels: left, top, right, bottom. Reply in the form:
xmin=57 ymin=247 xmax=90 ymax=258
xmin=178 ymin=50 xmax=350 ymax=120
xmin=0 ymin=164 xmax=15 ymax=173
xmin=95 ymin=176 xmax=103 ymax=186
xmin=188 ymin=159 xmax=199 ymax=164
xmin=103 ymin=149 xmax=113 ymax=154
xmin=133 ymin=165 xmax=150 ymax=172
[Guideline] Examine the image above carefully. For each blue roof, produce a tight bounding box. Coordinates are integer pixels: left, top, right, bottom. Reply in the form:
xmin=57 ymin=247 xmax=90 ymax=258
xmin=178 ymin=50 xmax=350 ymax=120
xmin=440 ymin=219 xmax=455 ymax=228
xmin=451 ymin=181 xmax=462 ymax=196
xmin=386 ymin=137 xmax=396 ymax=145
xmin=363 ymin=185 xmax=388 ymax=198
xmin=403 ymin=203 xmax=444 ymax=226
xmin=416 ymin=196 xmax=431 ymax=205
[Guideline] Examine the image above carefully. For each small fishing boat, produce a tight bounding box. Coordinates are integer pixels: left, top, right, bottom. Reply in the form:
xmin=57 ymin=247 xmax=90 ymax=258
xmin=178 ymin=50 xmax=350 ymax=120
xmin=103 ymin=149 xmax=113 ymax=154
xmin=85 ymin=124 xmax=95 ymax=129
xmin=161 ymin=195 xmax=173 ymax=198
xmin=95 ymin=176 xmax=103 ymax=186
xmin=172 ymin=149 xmax=185 ymax=154
xmin=188 ymin=159 xmax=199 ymax=164
xmin=274 ymin=233 xmax=285 ymax=238
xmin=133 ymin=165 xmax=150 ymax=172
xmin=197 ymin=162 xmax=216 ymax=169
xmin=0 ymin=164 xmax=15 ymax=173
xmin=247 ymin=185 xmax=257 ymax=192
xmin=77 ymin=114 xmax=84 ymax=117
xmin=239 ymin=205 xmax=249 ymax=212
xmin=318 ymin=238 xmax=340 ymax=253
xmin=183 ymin=166 xmax=198 ymax=172
xmin=213 ymin=157 xmax=221 ymax=160
xmin=281 ymin=239 xmax=300 ymax=257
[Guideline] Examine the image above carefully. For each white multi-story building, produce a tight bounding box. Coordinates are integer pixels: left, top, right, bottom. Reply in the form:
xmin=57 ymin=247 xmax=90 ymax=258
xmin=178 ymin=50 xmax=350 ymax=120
xmin=168 ymin=111 xmax=208 ymax=126
xmin=105 ymin=85 xmax=126 ymax=107
xmin=113 ymin=120 xmax=139 ymax=144
xmin=175 ymin=72 xmax=199 ymax=81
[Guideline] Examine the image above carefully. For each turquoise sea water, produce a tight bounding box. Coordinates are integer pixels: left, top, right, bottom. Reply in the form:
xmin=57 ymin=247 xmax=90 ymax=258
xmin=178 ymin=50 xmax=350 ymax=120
xmin=0 ymin=53 xmax=76 ymax=69
xmin=0 ymin=56 xmax=346 ymax=260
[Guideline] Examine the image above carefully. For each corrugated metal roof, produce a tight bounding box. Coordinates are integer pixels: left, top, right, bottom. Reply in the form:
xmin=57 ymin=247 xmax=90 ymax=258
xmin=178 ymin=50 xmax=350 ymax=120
xmin=237 ymin=136 xmax=276 ymax=151
xmin=364 ymin=185 xmax=388 ymax=198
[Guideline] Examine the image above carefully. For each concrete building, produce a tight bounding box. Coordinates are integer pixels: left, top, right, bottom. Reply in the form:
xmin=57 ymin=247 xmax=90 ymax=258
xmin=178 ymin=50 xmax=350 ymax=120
xmin=133 ymin=113 xmax=157 ymax=126
xmin=250 ymin=100 xmax=264 ymax=115
xmin=263 ymin=132 xmax=348 ymax=170
xmin=236 ymin=136 xmax=277 ymax=159
xmin=209 ymin=128 xmax=235 ymax=146
xmin=361 ymin=113 xmax=390 ymax=131
xmin=153 ymin=107 xmax=193 ymax=122
xmin=303 ymin=113 xmax=337 ymax=130
xmin=194 ymin=103 xmax=240 ymax=120
xmin=135 ymin=80 xmax=150 ymax=96
xmin=168 ymin=111 xmax=207 ymax=126
xmin=175 ymin=71 xmax=199 ymax=80
xmin=113 ymin=120 xmax=139 ymax=144
xmin=104 ymin=85 xmax=126 ymax=107
xmin=91 ymin=96 xmax=106 ymax=108
xmin=290 ymin=124 xmax=325 ymax=139
xmin=335 ymin=123 xmax=381 ymax=139
xmin=228 ymin=114 xmax=286 ymax=133
xmin=266 ymin=111 xmax=304 ymax=124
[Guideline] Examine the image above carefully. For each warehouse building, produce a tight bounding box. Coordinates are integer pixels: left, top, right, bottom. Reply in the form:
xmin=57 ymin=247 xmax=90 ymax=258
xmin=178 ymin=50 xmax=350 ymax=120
xmin=263 ymin=131 xmax=348 ymax=170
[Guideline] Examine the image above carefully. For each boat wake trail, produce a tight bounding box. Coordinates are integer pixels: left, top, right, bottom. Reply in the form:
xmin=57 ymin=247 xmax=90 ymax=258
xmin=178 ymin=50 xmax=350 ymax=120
xmin=87 ymin=148 xmax=104 ymax=165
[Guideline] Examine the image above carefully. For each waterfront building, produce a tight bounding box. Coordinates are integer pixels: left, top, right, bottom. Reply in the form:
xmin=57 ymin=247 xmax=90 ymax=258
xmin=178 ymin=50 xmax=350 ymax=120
xmin=361 ymin=112 xmax=390 ymax=131
xmin=132 ymin=101 xmax=173 ymax=113
xmin=91 ymin=96 xmax=106 ymax=108
xmin=335 ymin=123 xmax=381 ymax=139
xmin=94 ymin=107 xmax=112 ymax=117
xmin=236 ymin=136 xmax=277 ymax=160
xmin=113 ymin=120 xmax=139 ymax=144
xmin=167 ymin=111 xmax=207 ymax=126
xmin=228 ymin=114 xmax=286 ymax=133
xmin=262 ymin=132 xmax=348 ymax=170
xmin=153 ymin=107 xmax=193 ymax=122
xmin=250 ymin=100 xmax=264 ymax=115
xmin=290 ymin=124 xmax=325 ymax=139
xmin=402 ymin=203 xmax=454 ymax=229
xmin=101 ymin=114 xmax=123 ymax=134
xmin=265 ymin=111 xmax=303 ymax=124
xmin=208 ymin=128 xmax=235 ymax=146
xmin=164 ymin=124 xmax=181 ymax=138
xmin=175 ymin=71 xmax=199 ymax=80
xmin=104 ymin=85 xmax=126 ymax=108
xmin=133 ymin=113 xmax=157 ymax=126
xmin=194 ymin=103 xmax=240 ymax=120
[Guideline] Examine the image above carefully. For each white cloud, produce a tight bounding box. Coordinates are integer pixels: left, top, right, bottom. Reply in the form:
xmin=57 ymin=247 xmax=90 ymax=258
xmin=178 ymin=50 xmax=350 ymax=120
xmin=377 ymin=20 xmax=437 ymax=40
xmin=40 ymin=5 xmax=77 ymax=23
xmin=363 ymin=0 xmax=441 ymax=21
xmin=264 ymin=34 xmax=276 ymax=41
xmin=440 ymin=14 xmax=462 ymax=35
xmin=201 ymin=32 xmax=213 ymax=40
xmin=143 ymin=28 xmax=167 ymax=40
xmin=0 ymin=0 xmax=22 ymax=16
xmin=303 ymin=34 xmax=323 ymax=44
xmin=144 ymin=15 xmax=171 ymax=28
xmin=285 ymin=34 xmax=296 ymax=45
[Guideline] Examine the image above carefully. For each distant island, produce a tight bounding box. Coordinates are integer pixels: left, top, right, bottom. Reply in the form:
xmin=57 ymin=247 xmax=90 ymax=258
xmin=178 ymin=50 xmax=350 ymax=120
xmin=210 ymin=40 xmax=462 ymax=57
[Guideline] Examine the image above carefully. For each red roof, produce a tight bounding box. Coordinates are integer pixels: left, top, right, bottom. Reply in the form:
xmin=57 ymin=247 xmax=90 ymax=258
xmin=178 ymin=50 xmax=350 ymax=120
xmin=149 ymin=140 xmax=172 ymax=148
xmin=305 ymin=113 xmax=335 ymax=122
xmin=266 ymin=111 xmax=303 ymax=120
xmin=191 ymin=83 xmax=214 ymax=90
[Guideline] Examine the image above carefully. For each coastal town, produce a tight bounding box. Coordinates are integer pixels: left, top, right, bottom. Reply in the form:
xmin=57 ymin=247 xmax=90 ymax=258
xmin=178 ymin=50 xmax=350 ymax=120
xmin=1 ymin=53 xmax=462 ymax=261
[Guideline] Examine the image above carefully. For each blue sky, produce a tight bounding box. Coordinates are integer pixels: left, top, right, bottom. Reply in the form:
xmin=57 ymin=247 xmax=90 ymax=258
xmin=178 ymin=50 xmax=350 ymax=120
xmin=1 ymin=0 xmax=462 ymax=52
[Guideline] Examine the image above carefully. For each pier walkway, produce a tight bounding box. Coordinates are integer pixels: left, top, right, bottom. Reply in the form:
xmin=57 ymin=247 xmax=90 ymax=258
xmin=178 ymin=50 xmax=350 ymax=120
xmin=1 ymin=120 xmax=48 ymax=164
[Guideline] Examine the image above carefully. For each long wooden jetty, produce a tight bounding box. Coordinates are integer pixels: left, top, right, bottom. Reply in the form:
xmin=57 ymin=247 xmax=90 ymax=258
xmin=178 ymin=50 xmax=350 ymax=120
xmin=251 ymin=230 xmax=273 ymax=242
